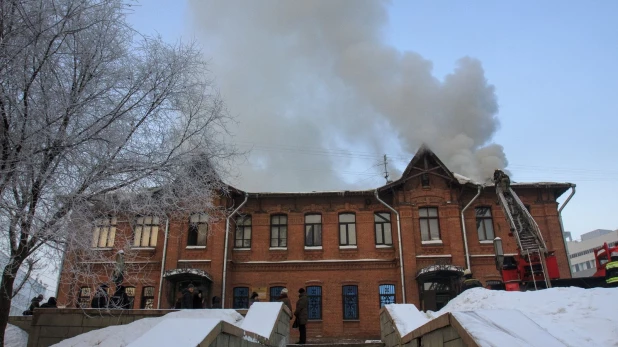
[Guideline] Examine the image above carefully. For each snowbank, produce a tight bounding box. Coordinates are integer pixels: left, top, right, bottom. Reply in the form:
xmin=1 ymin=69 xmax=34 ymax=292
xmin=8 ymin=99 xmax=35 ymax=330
xmin=126 ymin=318 xmax=221 ymax=347
xmin=52 ymin=310 xmax=243 ymax=347
xmin=384 ymin=304 xmax=428 ymax=337
xmin=430 ymin=287 xmax=618 ymax=347
xmin=387 ymin=287 xmax=618 ymax=347
xmin=4 ymin=324 xmax=28 ymax=347
xmin=241 ymin=302 xmax=283 ymax=338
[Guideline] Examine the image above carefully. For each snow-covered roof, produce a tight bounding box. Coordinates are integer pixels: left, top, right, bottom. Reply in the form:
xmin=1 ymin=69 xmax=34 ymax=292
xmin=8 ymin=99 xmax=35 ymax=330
xmin=416 ymin=264 xmax=464 ymax=278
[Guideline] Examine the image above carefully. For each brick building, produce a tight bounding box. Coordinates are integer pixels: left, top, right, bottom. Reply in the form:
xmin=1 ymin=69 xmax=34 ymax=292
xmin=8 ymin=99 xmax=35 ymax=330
xmin=57 ymin=146 xmax=574 ymax=339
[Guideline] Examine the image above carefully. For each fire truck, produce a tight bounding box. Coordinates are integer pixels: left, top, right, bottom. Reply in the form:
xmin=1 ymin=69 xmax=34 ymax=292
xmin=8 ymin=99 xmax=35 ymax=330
xmin=490 ymin=170 xmax=615 ymax=291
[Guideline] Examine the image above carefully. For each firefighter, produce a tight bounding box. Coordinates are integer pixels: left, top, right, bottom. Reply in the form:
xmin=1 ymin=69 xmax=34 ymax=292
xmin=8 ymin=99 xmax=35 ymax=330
xmin=460 ymin=269 xmax=483 ymax=293
xmin=606 ymin=252 xmax=618 ymax=286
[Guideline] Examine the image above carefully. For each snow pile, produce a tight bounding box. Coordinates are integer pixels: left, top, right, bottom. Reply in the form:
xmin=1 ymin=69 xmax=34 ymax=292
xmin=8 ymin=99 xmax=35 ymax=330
xmin=4 ymin=324 xmax=28 ymax=347
xmin=387 ymin=287 xmax=618 ymax=347
xmin=384 ymin=304 xmax=429 ymax=337
xmin=52 ymin=309 xmax=243 ymax=347
xmin=451 ymin=310 xmax=564 ymax=347
xmin=242 ymin=302 xmax=283 ymax=338
xmin=429 ymin=287 xmax=618 ymax=347
xmin=126 ymin=318 xmax=221 ymax=347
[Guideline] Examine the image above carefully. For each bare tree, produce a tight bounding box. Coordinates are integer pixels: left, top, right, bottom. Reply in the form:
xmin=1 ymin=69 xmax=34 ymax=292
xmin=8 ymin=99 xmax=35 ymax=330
xmin=0 ymin=0 xmax=236 ymax=343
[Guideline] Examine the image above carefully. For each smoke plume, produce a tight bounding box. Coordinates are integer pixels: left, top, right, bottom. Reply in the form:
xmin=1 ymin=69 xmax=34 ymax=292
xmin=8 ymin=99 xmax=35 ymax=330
xmin=188 ymin=0 xmax=508 ymax=191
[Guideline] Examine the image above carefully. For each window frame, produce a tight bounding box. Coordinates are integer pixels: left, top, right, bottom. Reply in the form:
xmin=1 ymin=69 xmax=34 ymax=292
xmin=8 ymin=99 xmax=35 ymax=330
xmin=374 ymin=212 xmax=393 ymax=246
xmin=78 ymin=287 xmax=91 ymax=308
xmin=304 ymin=214 xmax=322 ymax=247
xmin=133 ymin=216 xmax=160 ymax=248
xmin=338 ymin=213 xmax=357 ymax=246
xmin=379 ymin=284 xmax=396 ymax=308
xmin=419 ymin=207 xmax=441 ymax=241
xmin=187 ymin=213 xmax=208 ymax=247
xmin=307 ymin=286 xmax=322 ymax=320
xmin=270 ymin=215 xmax=288 ymax=248
xmin=342 ymin=285 xmax=359 ymax=320
xmin=269 ymin=286 xmax=285 ymax=302
xmin=92 ymin=216 xmax=117 ymax=248
xmin=125 ymin=286 xmax=136 ymax=309
xmin=235 ymin=215 xmax=252 ymax=249
xmin=475 ymin=206 xmax=495 ymax=242
xmin=233 ymin=287 xmax=249 ymax=309
xmin=141 ymin=286 xmax=155 ymax=309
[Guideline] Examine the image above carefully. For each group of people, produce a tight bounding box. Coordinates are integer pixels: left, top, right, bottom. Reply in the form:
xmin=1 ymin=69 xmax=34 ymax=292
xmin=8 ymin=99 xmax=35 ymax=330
xmin=22 ymin=294 xmax=57 ymax=315
xmin=90 ymin=284 xmax=132 ymax=309
xmin=175 ymin=284 xmax=222 ymax=309
xmin=274 ymin=287 xmax=308 ymax=345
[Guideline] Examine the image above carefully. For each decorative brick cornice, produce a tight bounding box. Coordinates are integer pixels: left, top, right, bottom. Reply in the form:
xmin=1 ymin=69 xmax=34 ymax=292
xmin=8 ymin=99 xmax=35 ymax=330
xmin=231 ymin=258 xmax=398 ymax=272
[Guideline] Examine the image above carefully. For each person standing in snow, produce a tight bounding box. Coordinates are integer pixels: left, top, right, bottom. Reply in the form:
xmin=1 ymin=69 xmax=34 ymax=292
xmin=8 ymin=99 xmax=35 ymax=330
xmin=181 ymin=284 xmax=194 ymax=309
xmin=211 ymin=296 xmax=222 ymax=309
xmin=278 ymin=288 xmax=292 ymax=312
xmin=606 ymin=252 xmax=618 ymax=286
xmin=294 ymin=288 xmax=308 ymax=344
xmin=249 ymin=291 xmax=259 ymax=307
xmin=460 ymin=269 xmax=483 ymax=293
xmin=23 ymin=294 xmax=44 ymax=315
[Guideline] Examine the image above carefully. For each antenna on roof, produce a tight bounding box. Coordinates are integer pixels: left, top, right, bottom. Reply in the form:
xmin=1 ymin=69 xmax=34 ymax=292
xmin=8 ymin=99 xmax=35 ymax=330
xmin=383 ymin=154 xmax=392 ymax=184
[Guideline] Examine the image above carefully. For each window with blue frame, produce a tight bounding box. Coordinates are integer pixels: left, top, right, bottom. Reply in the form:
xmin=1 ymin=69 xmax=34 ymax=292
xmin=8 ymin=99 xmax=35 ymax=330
xmin=233 ymin=287 xmax=249 ymax=309
xmin=379 ymin=284 xmax=395 ymax=308
xmin=342 ymin=285 xmax=359 ymax=320
xmin=270 ymin=286 xmax=284 ymax=302
xmin=307 ymin=286 xmax=322 ymax=320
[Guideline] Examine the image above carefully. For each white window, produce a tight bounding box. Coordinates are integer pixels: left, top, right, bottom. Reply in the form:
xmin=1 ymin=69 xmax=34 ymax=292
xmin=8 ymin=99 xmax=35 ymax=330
xmin=92 ymin=216 xmax=117 ymax=248
xmin=134 ymin=216 xmax=159 ymax=247
xmin=419 ymin=207 xmax=440 ymax=241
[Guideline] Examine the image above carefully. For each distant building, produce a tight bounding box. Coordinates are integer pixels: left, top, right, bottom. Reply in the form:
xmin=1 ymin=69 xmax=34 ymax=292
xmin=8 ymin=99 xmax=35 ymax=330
xmin=567 ymin=229 xmax=618 ymax=278
xmin=0 ymin=252 xmax=48 ymax=316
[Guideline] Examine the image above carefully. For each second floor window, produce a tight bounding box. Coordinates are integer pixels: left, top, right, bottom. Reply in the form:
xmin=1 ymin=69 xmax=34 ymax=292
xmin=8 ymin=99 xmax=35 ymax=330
xmin=419 ymin=207 xmax=440 ymax=241
xmin=339 ymin=213 xmax=357 ymax=246
xmin=270 ymin=215 xmax=287 ymax=247
xmin=134 ymin=216 xmax=159 ymax=247
xmin=375 ymin=212 xmax=393 ymax=246
xmin=475 ymin=207 xmax=494 ymax=241
xmin=92 ymin=216 xmax=117 ymax=248
xmin=188 ymin=213 xmax=208 ymax=247
xmin=305 ymin=214 xmax=322 ymax=247
xmin=235 ymin=215 xmax=252 ymax=248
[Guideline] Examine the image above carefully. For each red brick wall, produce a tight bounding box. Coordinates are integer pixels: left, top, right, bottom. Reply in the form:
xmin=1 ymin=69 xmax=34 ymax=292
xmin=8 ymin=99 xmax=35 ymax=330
xmin=57 ymin=172 xmax=570 ymax=339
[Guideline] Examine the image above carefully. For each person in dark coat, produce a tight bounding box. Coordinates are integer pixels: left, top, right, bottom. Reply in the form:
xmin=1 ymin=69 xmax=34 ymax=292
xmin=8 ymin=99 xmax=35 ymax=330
xmin=249 ymin=292 xmax=259 ymax=307
xmin=278 ymin=288 xmax=292 ymax=312
xmin=40 ymin=297 xmax=57 ymax=308
xmin=91 ymin=284 xmax=110 ymax=309
xmin=294 ymin=288 xmax=308 ymax=344
xmin=110 ymin=286 xmax=131 ymax=309
xmin=23 ymin=294 xmax=44 ymax=315
xmin=211 ymin=296 xmax=222 ymax=309
xmin=460 ymin=269 xmax=483 ymax=293
xmin=193 ymin=289 xmax=204 ymax=309
xmin=181 ymin=284 xmax=194 ymax=309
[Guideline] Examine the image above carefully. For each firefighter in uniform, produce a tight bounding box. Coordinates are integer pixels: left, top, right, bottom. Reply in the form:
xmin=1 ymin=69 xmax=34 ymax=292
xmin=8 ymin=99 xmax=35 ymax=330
xmin=606 ymin=252 xmax=618 ymax=287
xmin=460 ymin=269 xmax=483 ymax=293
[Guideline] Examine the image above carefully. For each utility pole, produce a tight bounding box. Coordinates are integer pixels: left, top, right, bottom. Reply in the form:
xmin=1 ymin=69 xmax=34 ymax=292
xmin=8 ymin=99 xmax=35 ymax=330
xmin=383 ymin=154 xmax=390 ymax=184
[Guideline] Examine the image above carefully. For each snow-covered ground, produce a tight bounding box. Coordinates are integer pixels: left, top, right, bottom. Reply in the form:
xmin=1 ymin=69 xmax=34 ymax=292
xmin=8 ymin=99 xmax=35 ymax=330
xmin=53 ymin=310 xmax=243 ymax=347
xmin=52 ymin=302 xmax=285 ymax=347
xmin=4 ymin=324 xmax=28 ymax=347
xmin=387 ymin=287 xmax=618 ymax=347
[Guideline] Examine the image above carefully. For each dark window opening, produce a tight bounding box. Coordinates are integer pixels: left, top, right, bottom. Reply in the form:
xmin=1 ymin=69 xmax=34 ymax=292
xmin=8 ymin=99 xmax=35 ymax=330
xmin=307 ymin=286 xmax=322 ymax=320
xmin=342 ymin=285 xmax=359 ymax=320
xmin=233 ymin=287 xmax=249 ymax=309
